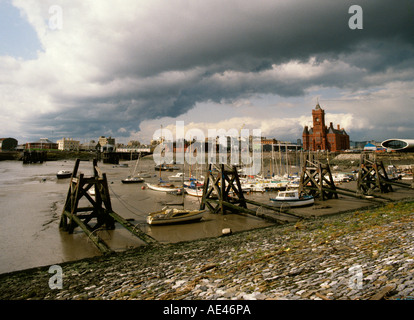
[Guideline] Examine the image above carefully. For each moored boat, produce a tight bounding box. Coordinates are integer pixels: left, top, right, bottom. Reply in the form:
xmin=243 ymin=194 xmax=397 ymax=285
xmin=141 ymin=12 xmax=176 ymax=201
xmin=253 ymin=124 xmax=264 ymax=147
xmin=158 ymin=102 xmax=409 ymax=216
xmin=56 ymin=170 xmax=72 ymax=179
xmin=147 ymin=208 xmax=206 ymax=225
xmin=168 ymin=172 xmax=186 ymax=182
xmin=145 ymin=182 xmax=182 ymax=192
xmin=184 ymin=187 xmax=203 ymax=197
xmin=270 ymin=190 xmax=314 ymax=207
xmin=121 ymin=176 xmax=144 ymax=184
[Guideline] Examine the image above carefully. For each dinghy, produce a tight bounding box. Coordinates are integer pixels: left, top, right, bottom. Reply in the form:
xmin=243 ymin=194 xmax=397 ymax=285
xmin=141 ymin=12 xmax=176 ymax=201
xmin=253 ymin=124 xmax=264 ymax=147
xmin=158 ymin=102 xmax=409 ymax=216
xmin=147 ymin=208 xmax=206 ymax=225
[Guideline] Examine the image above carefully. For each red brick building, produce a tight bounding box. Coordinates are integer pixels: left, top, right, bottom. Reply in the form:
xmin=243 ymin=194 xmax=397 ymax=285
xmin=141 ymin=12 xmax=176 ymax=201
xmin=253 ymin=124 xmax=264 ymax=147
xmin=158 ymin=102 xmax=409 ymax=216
xmin=302 ymin=104 xmax=350 ymax=152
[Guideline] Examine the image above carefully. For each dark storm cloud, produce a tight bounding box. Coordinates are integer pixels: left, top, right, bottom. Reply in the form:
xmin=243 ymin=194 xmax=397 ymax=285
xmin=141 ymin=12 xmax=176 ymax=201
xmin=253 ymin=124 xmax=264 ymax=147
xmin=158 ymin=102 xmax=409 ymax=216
xmin=10 ymin=0 xmax=414 ymax=141
xmin=106 ymin=0 xmax=413 ymax=78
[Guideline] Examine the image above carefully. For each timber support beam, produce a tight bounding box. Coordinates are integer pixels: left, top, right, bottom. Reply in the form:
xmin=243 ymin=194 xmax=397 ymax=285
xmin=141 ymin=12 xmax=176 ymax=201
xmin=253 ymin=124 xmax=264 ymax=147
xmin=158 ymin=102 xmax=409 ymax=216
xmin=59 ymin=159 xmax=156 ymax=254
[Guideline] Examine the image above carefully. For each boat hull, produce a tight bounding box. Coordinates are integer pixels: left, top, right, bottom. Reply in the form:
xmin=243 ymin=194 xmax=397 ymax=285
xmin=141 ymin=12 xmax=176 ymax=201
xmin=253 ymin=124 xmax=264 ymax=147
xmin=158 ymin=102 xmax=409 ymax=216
xmin=56 ymin=171 xmax=72 ymax=179
xmin=270 ymin=196 xmax=314 ymax=207
xmin=184 ymin=187 xmax=203 ymax=197
xmin=146 ymin=183 xmax=181 ymax=192
xmin=122 ymin=177 xmax=144 ymax=184
xmin=147 ymin=209 xmax=205 ymax=225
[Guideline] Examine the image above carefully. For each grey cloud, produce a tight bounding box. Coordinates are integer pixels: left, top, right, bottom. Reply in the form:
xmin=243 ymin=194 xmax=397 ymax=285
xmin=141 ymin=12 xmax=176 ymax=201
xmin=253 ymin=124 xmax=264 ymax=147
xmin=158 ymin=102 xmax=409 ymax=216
xmin=10 ymin=0 xmax=414 ymax=142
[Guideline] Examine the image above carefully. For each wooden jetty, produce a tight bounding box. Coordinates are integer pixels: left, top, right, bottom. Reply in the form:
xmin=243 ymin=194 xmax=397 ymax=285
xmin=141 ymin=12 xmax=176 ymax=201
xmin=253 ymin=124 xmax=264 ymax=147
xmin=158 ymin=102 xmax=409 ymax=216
xmin=102 ymin=151 xmax=119 ymax=165
xmin=22 ymin=150 xmax=47 ymax=164
xmin=200 ymin=163 xmax=304 ymax=223
xmin=298 ymin=154 xmax=338 ymax=201
xmin=298 ymin=153 xmax=413 ymax=204
xmin=357 ymin=154 xmax=393 ymax=194
xmin=59 ymin=159 xmax=156 ymax=254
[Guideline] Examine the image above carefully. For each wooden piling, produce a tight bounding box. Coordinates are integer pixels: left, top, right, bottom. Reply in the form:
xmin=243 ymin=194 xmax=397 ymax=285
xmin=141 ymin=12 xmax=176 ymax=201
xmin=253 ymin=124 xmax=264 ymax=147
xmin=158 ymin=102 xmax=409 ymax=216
xmin=299 ymin=154 xmax=338 ymax=200
xmin=200 ymin=164 xmax=247 ymax=214
xmin=60 ymin=159 xmax=156 ymax=254
xmin=357 ymin=155 xmax=393 ymax=194
xmin=200 ymin=163 xmax=303 ymax=224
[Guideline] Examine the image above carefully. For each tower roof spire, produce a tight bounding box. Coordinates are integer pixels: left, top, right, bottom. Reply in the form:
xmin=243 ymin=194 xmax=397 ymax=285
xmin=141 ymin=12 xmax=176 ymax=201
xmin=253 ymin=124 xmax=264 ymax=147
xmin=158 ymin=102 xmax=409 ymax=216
xmin=315 ymin=97 xmax=321 ymax=109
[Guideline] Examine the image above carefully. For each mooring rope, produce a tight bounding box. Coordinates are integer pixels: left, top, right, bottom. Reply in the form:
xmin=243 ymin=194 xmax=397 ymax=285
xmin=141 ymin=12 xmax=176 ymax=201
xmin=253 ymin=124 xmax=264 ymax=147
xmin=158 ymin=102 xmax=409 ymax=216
xmin=107 ymin=184 xmax=148 ymax=217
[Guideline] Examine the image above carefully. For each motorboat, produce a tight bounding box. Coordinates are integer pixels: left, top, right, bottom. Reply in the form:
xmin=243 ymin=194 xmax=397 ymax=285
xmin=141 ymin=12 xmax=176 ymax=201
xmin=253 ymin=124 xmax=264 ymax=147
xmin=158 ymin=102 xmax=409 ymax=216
xmin=121 ymin=176 xmax=144 ymax=184
xmin=270 ymin=190 xmax=314 ymax=207
xmin=56 ymin=170 xmax=72 ymax=179
xmin=147 ymin=208 xmax=206 ymax=225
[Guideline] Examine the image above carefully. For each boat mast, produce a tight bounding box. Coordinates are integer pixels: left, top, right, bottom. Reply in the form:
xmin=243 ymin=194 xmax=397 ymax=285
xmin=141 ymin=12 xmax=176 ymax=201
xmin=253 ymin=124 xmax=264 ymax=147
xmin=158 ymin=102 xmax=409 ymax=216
xmin=159 ymin=125 xmax=163 ymax=183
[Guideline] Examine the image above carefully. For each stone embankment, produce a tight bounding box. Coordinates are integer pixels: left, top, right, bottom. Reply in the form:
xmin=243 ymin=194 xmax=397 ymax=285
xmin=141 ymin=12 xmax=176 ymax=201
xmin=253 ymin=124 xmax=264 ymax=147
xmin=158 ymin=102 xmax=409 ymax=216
xmin=1 ymin=201 xmax=414 ymax=300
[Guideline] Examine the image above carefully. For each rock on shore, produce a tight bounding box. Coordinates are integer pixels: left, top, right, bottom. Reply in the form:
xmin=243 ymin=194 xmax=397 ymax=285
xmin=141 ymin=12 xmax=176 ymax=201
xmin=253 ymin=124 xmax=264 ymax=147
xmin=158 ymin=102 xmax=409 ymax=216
xmin=1 ymin=201 xmax=414 ymax=300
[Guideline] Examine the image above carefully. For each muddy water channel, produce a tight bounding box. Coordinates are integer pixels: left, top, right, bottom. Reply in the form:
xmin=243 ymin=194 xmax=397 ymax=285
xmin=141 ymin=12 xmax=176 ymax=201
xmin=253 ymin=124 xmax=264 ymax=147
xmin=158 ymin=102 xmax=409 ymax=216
xmin=0 ymin=158 xmax=271 ymax=274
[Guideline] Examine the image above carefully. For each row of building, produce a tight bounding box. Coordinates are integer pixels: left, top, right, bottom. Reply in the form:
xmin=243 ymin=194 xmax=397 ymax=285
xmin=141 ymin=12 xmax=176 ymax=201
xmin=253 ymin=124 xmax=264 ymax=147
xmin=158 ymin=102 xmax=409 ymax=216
xmin=1 ymin=104 xmax=412 ymax=153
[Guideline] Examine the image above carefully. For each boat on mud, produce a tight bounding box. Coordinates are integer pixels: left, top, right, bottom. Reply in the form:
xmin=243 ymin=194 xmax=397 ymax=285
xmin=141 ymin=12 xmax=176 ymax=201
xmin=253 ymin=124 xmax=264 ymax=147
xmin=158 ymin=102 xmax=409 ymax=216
xmin=147 ymin=207 xmax=206 ymax=225
xmin=145 ymin=182 xmax=182 ymax=193
xmin=270 ymin=190 xmax=314 ymax=207
xmin=56 ymin=170 xmax=72 ymax=179
xmin=121 ymin=176 xmax=144 ymax=184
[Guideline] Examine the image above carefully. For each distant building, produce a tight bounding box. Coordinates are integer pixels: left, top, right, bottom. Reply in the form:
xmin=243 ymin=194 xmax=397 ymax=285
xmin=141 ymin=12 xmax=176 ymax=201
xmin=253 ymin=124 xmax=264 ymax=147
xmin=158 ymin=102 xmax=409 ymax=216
xmin=127 ymin=140 xmax=141 ymax=147
xmin=302 ymin=103 xmax=350 ymax=152
xmin=0 ymin=138 xmax=18 ymax=150
xmin=57 ymin=138 xmax=80 ymax=151
xmin=98 ymin=136 xmax=115 ymax=147
xmin=364 ymin=143 xmax=377 ymax=151
xmin=25 ymin=138 xmax=58 ymax=150
xmin=381 ymin=139 xmax=414 ymax=152
xmin=261 ymin=137 xmax=278 ymax=145
xmin=79 ymin=140 xmax=98 ymax=151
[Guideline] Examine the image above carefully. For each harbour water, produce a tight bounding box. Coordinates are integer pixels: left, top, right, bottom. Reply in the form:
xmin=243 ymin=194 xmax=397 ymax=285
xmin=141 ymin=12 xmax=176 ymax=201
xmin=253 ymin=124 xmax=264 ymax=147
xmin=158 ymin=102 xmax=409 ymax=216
xmin=0 ymin=158 xmax=271 ymax=274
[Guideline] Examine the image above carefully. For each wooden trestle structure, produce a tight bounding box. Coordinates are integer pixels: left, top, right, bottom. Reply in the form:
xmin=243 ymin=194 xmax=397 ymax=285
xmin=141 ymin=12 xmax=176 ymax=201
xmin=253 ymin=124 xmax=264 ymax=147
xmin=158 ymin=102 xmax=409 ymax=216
xmin=298 ymin=154 xmax=338 ymax=201
xmin=357 ymin=154 xmax=413 ymax=194
xmin=200 ymin=164 xmax=303 ymax=223
xmin=357 ymin=155 xmax=393 ymax=194
xmin=59 ymin=159 xmax=156 ymax=254
xmin=298 ymin=153 xmax=413 ymax=203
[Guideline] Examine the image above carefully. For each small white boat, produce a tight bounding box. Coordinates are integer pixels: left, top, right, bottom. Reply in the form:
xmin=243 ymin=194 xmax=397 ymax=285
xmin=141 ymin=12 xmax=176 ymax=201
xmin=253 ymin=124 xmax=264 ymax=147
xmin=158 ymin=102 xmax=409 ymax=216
xmin=88 ymin=186 xmax=95 ymax=197
xmin=270 ymin=190 xmax=314 ymax=207
xmin=147 ymin=208 xmax=206 ymax=225
xmin=241 ymin=183 xmax=265 ymax=192
xmin=184 ymin=187 xmax=203 ymax=197
xmin=122 ymin=176 xmax=144 ymax=184
xmin=146 ymin=182 xmax=182 ymax=192
xmin=332 ymin=173 xmax=351 ymax=182
xmin=168 ymin=172 xmax=186 ymax=182
xmin=136 ymin=172 xmax=152 ymax=178
xmin=56 ymin=170 xmax=72 ymax=179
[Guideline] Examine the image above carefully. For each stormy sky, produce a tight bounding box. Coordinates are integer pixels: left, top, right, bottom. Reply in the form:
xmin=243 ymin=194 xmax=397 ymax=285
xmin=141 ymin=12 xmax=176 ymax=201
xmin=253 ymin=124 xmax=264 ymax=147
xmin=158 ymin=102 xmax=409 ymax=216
xmin=1 ymin=0 xmax=414 ymax=144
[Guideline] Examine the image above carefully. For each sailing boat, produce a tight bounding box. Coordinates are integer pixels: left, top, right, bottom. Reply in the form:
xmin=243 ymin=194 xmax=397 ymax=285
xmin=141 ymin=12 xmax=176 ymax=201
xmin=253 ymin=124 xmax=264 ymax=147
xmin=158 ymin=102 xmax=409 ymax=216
xmin=146 ymin=125 xmax=182 ymax=192
xmin=122 ymin=152 xmax=145 ymax=184
xmin=147 ymin=137 xmax=206 ymax=225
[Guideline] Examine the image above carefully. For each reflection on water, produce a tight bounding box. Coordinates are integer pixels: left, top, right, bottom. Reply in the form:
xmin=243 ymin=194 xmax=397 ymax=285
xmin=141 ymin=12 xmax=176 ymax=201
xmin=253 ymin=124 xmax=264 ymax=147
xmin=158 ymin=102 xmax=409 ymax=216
xmin=0 ymin=159 xmax=272 ymax=274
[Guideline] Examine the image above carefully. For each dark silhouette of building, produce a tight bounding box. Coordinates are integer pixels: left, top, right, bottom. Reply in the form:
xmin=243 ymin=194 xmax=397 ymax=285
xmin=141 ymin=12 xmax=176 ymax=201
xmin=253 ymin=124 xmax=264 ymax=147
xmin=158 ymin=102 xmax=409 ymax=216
xmin=302 ymin=103 xmax=350 ymax=152
xmin=0 ymin=138 xmax=18 ymax=150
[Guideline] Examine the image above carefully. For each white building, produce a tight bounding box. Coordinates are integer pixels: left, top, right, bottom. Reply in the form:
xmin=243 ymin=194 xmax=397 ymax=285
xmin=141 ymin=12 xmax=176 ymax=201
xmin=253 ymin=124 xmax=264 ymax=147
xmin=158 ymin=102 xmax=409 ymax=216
xmin=57 ymin=138 xmax=80 ymax=151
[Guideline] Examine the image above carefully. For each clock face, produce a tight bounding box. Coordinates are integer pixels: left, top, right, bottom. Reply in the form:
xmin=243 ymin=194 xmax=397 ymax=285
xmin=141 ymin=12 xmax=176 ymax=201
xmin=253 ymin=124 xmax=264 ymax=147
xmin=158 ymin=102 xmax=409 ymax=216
xmin=316 ymin=117 xmax=319 ymax=122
